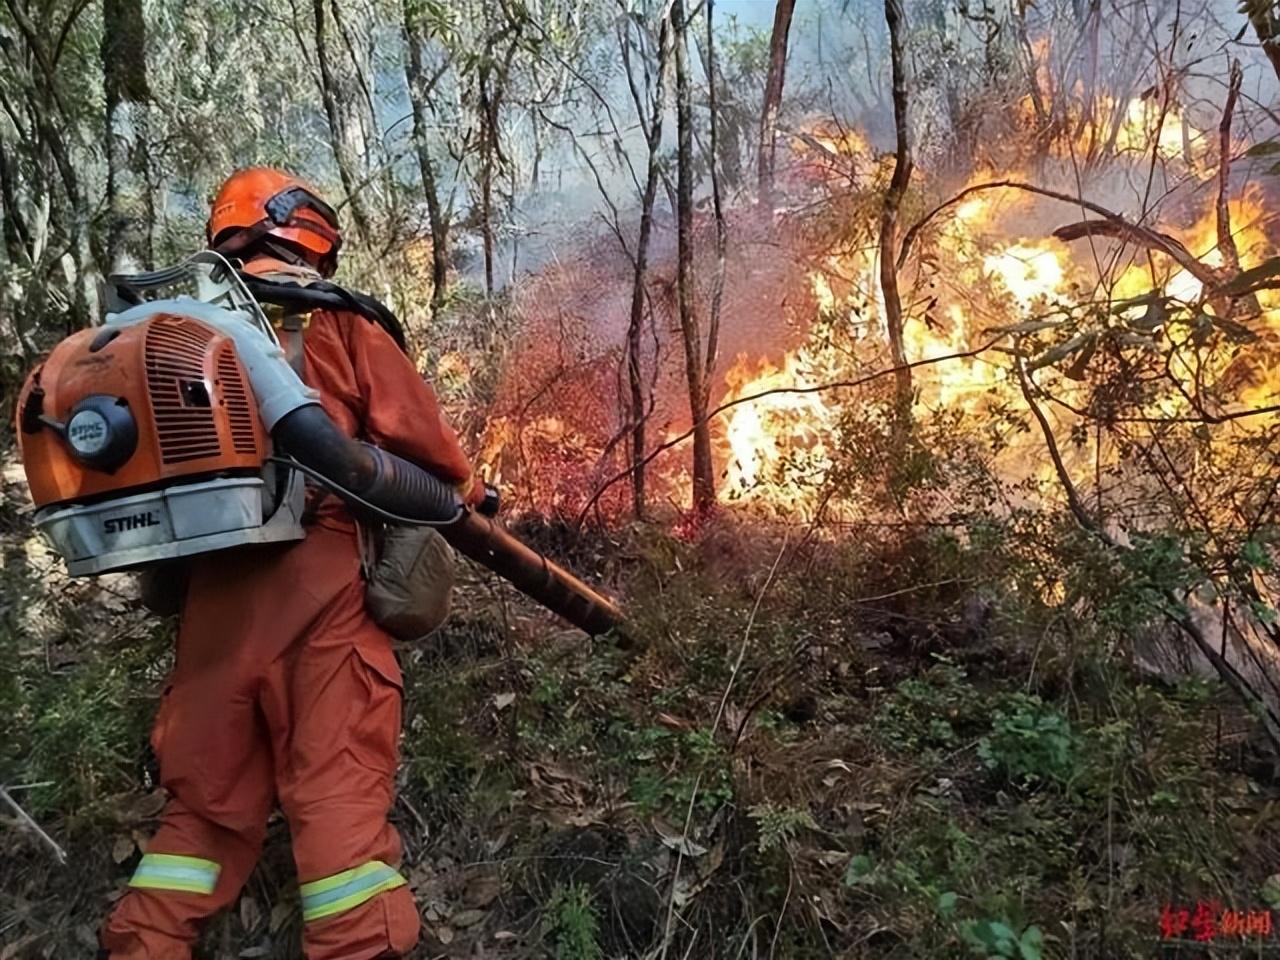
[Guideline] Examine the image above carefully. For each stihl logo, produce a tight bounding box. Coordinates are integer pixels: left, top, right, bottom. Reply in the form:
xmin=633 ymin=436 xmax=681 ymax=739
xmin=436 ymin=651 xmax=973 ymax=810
xmin=103 ymin=512 xmax=161 ymax=534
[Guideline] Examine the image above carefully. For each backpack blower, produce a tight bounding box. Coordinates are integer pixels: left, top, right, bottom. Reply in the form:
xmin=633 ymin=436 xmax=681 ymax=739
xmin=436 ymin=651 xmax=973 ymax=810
xmin=16 ymin=252 xmax=622 ymax=636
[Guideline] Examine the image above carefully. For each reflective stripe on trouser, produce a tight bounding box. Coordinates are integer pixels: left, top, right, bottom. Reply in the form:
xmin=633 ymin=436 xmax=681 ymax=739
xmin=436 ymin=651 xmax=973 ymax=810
xmin=300 ymin=860 xmax=408 ymax=922
xmin=128 ymin=853 xmax=222 ymax=895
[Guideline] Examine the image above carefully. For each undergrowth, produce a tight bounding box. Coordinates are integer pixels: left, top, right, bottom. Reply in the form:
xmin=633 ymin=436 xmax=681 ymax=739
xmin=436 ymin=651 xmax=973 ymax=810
xmin=3 ymin=478 xmax=1279 ymax=958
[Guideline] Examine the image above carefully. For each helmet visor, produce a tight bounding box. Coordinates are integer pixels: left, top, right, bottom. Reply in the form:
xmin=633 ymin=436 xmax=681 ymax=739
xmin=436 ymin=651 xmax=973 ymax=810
xmin=264 ymin=186 xmax=341 ymax=247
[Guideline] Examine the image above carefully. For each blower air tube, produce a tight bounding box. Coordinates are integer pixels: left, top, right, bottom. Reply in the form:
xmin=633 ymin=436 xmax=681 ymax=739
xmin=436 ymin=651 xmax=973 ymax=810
xmin=273 ymin=406 xmax=463 ymax=523
xmin=272 ymin=406 xmax=623 ymax=637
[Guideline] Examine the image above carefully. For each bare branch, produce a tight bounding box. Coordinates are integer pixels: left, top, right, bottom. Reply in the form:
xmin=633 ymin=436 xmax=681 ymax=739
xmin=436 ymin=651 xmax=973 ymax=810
xmin=1016 ymin=357 xmax=1280 ymax=750
xmin=702 ymin=0 xmax=727 ymax=393
xmin=0 ymin=785 xmax=67 ymax=865
xmin=1217 ymin=59 xmax=1244 ymax=275
xmin=757 ymin=0 xmax=796 ymax=202
xmin=899 ymin=179 xmax=1219 ymax=287
xmin=1051 ymin=220 xmax=1220 ymax=287
xmin=880 ymin=0 xmax=913 ymax=408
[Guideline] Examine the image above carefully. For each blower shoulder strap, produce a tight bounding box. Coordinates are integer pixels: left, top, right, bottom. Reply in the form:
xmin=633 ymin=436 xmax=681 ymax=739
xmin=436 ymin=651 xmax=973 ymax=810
xmin=239 ymin=272 xmax=409 ymax=354
xmin=277 ymin=312 xmax=308 ymax=378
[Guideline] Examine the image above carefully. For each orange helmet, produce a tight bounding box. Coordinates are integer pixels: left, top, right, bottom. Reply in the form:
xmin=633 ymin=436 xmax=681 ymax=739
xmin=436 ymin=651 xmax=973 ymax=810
xmin=206 ymin=167 xmax=342 ymax=274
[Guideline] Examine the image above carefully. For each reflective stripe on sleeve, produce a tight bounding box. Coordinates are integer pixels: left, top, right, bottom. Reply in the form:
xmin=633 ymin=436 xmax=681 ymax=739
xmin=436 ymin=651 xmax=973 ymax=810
xmin=128 ymin=853 xmax=221 ymax=895
xmin=299 ymin=860 xmax=408 ymax=922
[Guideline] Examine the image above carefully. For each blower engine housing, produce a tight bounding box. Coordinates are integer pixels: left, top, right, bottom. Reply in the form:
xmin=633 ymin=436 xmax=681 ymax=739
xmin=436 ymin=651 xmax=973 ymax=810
xmin=18 ymin=272 xmax=308 ymax=576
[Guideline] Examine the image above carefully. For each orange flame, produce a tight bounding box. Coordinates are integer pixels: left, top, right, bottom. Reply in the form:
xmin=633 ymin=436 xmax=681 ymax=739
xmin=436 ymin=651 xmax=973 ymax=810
xmin=714 ymin=110 xmax=1277 ymax=516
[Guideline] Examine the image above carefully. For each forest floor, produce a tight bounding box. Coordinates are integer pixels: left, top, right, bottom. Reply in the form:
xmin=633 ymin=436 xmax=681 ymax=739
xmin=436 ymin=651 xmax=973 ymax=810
xmin=3 ymin=506 xmax=1280 ymax=959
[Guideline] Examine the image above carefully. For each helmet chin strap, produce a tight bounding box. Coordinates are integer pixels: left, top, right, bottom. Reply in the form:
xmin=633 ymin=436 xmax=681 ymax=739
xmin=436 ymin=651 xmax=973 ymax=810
xmin=266 ymin=238 xmax=337 ymax=278
xmin=229 ymin=236 xmax=335 ymax=279
xmin=261 ymin=238 xmax=316 ymax=269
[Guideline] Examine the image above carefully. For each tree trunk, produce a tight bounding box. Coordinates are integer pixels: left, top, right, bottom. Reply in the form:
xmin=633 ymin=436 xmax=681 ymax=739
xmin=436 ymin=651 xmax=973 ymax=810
xmin=694 ymin=20 xmax=743 ymax=189
xmin=0 ymin=126 xmax=33 ymax=357
xmin=422 ymin=152 xmax=450 ymax=315
xmin=475 ymin=23 xmax=519 ymax=301
xmin=1 ymin=0 xmax=97 ymax=328
xmin=480 ymin=83 xmax=496 ymax=298
xmin=703 ymin=0 xmax=727 ymax=397
xmin=1242 ymin=0 xmax=1280 ymax=85
xmin=673 ymin=0 xmax=715 ymax=511
xmin=312 ymin=0 xmax=371 ymax=245
xmin=624 ymin=13 xmax=672 ymax=519
xmin=102 ymin=0 xmax=152 ymax=272
xmin=481 ymin=22 xmax=519 ymax=302
xmin=0 ymin=130 xmax=29 ymax=263
xmin=757 ymin=0 xmax=797 ymax=204
xmin=879 ymin=0 xmax=913 ymax=410
xmin=3 ymin=0 xmax=97 ymax=332
xmin=1009 ymin=3 xmax=1048 ymax=132
xmin=1217 ymin=60 xmax=1243 ymax=275
xmin=401 ymin=0 xmax=451 ymax=315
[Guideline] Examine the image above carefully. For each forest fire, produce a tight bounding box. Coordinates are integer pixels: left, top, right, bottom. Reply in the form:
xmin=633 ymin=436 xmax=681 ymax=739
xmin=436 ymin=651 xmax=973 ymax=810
xmin=698 ymin=120 xmax=1280 ymax=518
xmin=720 ymin=348 xmax=837 ymax=510
xmin=12 ymin=2 xmax=1280 ymax=956
xmin=472 ymin=61 xmax=1280 ymax=530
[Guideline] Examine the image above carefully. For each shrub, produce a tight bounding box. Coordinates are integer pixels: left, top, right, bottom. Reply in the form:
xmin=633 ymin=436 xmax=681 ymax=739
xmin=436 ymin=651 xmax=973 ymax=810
xmin=961 ymin=918 xmax=1044 ymax=959
xmin=748 ymin=801 xmax=818 ymax=853
xmin=977 ymin=694 xmax=1076 ymax=786
xmin=542 ymin=882 xmax=603 ymax=960
xmin=876 ymin=658 xmax=988 ymax=754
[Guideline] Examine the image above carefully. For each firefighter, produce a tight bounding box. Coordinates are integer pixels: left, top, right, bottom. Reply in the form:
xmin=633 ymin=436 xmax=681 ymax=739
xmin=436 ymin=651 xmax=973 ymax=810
xmin=100 ymin=167 xmax=482 ymax=960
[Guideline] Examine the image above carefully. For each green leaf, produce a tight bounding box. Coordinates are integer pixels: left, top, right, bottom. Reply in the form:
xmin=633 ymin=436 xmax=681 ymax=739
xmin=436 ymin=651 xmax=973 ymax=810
xmin=1245 ymin=140 xmax=1280 ymax=157
xmin=1019 ymin=926 xmax=1044 ymax=960
xmin=937 ymin=891 xmax=958 ymax=917
xmin=1250 ymin=600 xmax=1279 ymax=625
xmin=1149 ymin=789 xmax=1179 ymax=808
xmin=977 ymin=737 xmax=997 ymax=769
xmin=1261 ymin=873 xmax=1280 ymax=909
xmin=968 ymin=921 xmax=1001 ymax=948
xmin=1241 ymin=540 xmax=1272 ymax=571
xmin=988 ymin=921 xmax=1017 ymax=944
xmin=843 ymin=854 xmax=874 ymax=886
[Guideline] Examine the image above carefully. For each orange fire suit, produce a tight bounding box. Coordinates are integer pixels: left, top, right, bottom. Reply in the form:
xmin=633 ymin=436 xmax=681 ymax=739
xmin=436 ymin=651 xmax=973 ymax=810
xmin=101 ymin=288 xmax=481 ymax=959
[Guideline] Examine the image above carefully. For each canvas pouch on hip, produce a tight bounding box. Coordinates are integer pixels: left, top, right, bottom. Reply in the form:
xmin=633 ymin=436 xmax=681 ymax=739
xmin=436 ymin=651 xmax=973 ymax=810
xmin=364 ymin=525 xmax=456 ymax=641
